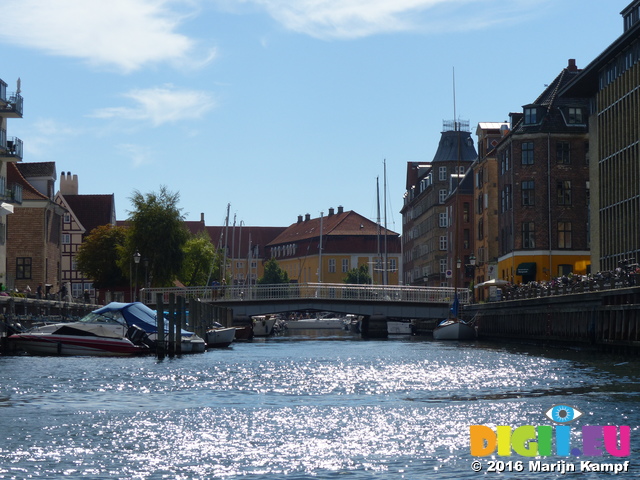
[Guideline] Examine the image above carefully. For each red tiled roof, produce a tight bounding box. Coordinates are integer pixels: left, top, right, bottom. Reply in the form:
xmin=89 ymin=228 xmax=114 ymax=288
xmin=268 ymin=210 xmax=399 ymax=246
xmin=7 ymin=162 xmax=48 ymax=200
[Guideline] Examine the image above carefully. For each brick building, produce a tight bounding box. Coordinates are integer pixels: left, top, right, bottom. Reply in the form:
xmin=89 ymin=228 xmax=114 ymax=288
xmin=6 ymin=162 xmax=64 ymax=294
xmin=496 ymin=60 xmax=591 ymax=283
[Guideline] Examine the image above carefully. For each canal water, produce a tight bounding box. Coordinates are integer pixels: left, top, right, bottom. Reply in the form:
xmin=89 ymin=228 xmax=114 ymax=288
xmin=0 ymin=331 xmax=638 ymax=479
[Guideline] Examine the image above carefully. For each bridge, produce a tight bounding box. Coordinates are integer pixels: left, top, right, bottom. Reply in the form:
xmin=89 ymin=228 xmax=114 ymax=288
xmin=140 ymin=283 xmax=468 ymax=320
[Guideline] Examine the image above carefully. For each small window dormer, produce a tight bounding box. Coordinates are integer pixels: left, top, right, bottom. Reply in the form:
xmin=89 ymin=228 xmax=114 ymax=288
xmin=523 ymin=106 xmax=540 ymax=125
xmin=565 ymin=106 xmax=585 ymax=125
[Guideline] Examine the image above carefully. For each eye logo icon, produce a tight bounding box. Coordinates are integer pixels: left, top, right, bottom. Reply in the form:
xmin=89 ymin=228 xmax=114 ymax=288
xmin=545 ymin=405 xmax=583 ymax=423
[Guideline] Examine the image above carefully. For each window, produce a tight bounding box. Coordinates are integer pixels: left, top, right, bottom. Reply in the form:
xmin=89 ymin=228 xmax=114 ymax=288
xmin=522 ymin=142 xmax=534 ymax=164
xmin=567 ymin=107 xmax=583 ymax=124
xmin=16 ymin=257 xmax=32 ymax=279
xmin=440 ymin=258 xmax=447 ymax=273
xmin=558 ymin=222 xmax=572 ymax=248
xmin=63 ymin=213 xmax=71 ymax=223
xmin=477 ymin=218 xmax=484 ymax=240
xmin=438 ymin=166 xmax=447 ymax=181
xmin=439 ymin=236 xmax=448 ymax=251
xmin=524 ymin=107 xmax=538 ymax=124
xmin=439 ymin=212 xmax=448 ymax=227
xmin=557 ymin=142 xmax=570 ymax=164
xmin=342 ymin=259 xmax=349 ymax=273
xmin=439 ymin=189 xmax=447 ymax=204
xmin=389 ymin=258 xmax=397 ymax=272
xmin=328 ymin=258 xmax=336 ymax=273
xmin=463 ymin=202 xmax=470 ymax=223
xmin=557 ymin=180 xmax=572 ymax=205
xmin=463 ymin=229 xmax=470 ymax=249
xmin=522 ymin=222 xmax=535 ymax=249
xmin=522 ymin=180 xmax=535 ymax=206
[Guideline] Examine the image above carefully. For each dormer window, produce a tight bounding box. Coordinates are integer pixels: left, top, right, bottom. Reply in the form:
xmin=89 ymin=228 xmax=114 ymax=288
xmin=524 ymin=107 xmax=538 ymax=125
xmin=567 ymin=107 xmax=584 ymax=125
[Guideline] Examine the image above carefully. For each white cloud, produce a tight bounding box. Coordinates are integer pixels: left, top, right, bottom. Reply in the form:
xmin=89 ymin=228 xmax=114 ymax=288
xmin=117 ymin=143 xmax=155 ymax=168
xmin=233 ymin=0 xmax=544 ymax=39
xmin=91 ymin=86 xmax=217 ymax=126
xmin=0 ymin=0 xmax=214 ymax=73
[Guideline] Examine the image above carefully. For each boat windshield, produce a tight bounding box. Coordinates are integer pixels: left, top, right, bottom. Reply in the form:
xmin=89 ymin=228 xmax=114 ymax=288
xmin=77 ymin=311 xmax=127 ymax=326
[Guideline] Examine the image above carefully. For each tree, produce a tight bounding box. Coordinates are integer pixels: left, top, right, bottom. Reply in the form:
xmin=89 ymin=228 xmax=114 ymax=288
xmin=179 ymin=231 xmax=219 ymax=287
xmin=76 ymin=224 xmax=127 ymax=288
xmin=123 ymin=186 xmax=189 ymax=287
xmin=258 ymin=258 xmax=289 ymax=284
xmin=344 ymin=264 xmax=372 ymax=284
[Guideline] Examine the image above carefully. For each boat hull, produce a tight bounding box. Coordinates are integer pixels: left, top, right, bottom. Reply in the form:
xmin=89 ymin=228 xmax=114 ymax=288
xmin=206 ymin=327 xmax=236 ymax=348
xmin=432 ymin=320 xmax=476 ymax=341
xmin=253 ymin=318 xmax=276 ymax=336
xmin=8 ymin=333 xmax=149 ymax=356
xmin=387 ymin=321 xmax=414 ymax=335
xmin=286 ymin=319 xmax=345 ymax=330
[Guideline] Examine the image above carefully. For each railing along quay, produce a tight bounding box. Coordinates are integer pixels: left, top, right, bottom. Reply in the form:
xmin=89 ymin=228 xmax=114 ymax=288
xmin=141 ymin=283 xmax=469 ymax=306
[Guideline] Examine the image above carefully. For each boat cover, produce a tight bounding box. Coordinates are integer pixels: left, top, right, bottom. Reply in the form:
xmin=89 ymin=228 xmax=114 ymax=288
xmin=92 ymin=302 xmax=194 ymax=337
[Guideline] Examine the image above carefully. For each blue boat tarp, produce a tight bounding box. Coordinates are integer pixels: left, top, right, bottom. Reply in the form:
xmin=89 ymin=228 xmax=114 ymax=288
xmin=92 ymin=302 xmax=194 ymax=337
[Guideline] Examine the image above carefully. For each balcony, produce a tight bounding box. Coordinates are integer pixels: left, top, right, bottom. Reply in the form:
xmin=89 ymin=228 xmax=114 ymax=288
xmin=0 ymin=183 xmax=22 ymax=204
xmin=0 ymin=92 xmax=23 ymax=118
xmin=0 ymin=137 xmax=23 ymax=161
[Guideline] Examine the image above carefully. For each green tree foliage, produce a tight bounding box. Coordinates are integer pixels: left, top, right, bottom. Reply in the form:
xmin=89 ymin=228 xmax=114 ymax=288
xmin=179 ymin=231 xmax=219 ymax=287
xmin=76 ymin=224 xmax=127 ymax=288
xmin=123 ymin=186 xmax=189 ymax=287
xmin=257 ymin=258 xmax=289 ymax=284
xmin=343 ymin=264 xmax=372 ymax=284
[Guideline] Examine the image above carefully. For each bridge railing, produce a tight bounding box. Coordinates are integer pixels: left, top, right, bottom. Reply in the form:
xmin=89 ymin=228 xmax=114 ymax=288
xmin=140 ymin=283 xmax=468 ymax=306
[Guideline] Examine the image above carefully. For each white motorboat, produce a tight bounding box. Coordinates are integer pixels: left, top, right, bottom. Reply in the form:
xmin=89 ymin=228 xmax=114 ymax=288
xmin=9 ymin=302 xmax=205 ymax=356
xmin=285 ymin=317 xmax=345 ymax=330
xmin=253 ymin=316 xmax=276 ymax=336
xmin=387 ymin=320 xmax=414 ymax=335
xmin=206 ymin=322 xmax=236 ymax=348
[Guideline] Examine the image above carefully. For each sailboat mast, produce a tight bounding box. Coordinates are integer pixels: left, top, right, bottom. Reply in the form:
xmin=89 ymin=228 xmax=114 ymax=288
xmin=376 ymin=176 xmax=382 ymax=285
xmin=383 ymin=159 xmax=389 ymax=286
xmin=452 ymin=68 xmax=461 ymax=302
xmin=318 ymin=211 xmax=324 ymax=283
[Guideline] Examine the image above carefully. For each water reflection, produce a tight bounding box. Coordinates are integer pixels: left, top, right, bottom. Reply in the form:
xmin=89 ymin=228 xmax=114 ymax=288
xmin=0 ymin=337 xmax=638 ymax=479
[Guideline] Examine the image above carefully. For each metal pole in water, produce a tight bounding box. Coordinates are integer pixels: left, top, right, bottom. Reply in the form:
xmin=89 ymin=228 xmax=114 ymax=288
xmin=175 ymin=296 xmax=183 ymax=355
xmin=168 ymin=293 xmax=175 ymax=357
xmin=155 ymin=293 xmax=165 ymax=359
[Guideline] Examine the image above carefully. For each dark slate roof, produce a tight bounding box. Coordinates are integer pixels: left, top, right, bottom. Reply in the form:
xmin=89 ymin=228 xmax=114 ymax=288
xmin=269 ymin=210 xmax=399 ymax=246
xmin=64 ymin=194 xmax=115 ymax=235
xmin=431 ymin=129 xmax=477 ymax=163
xmin=15 ymin=162 xmax=56 ymax=178
xmin=7 ymin=162 xmax=48 ymax=200
xmin=512 ymin=61 xmax=589 ymax=135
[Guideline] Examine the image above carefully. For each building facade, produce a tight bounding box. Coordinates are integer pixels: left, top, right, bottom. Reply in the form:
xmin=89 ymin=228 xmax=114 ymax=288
xmin=267 ymin=207 xmax=401 ymax=285
xmin=55 ymin=172 xmax=117 ymax=301
xmin=401 ymin=121 xmax=477 ymax=286
xmin=472 ymin=122 xmax=508 ymax=300
xmin=496 ymin=60 xmax=591 ymax=283
xmin=0 ymin=78 xmax=23 ymax=285
xmin=6 ymin=162 xmax=64 ymax=294
xmin=561 ymin=0 xmax=640 ymax=272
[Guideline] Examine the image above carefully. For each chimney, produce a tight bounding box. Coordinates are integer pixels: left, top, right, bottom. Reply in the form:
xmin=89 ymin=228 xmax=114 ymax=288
xmin=200 ymin=212 xmax=205 ymax=223
xmin=567 ymin=59 xmax=578 ymax=72
xmin=328 ymin=207 xmax=335 ymax=216
xmin=60 ymin=172 xmax=79 ymax=195
xmin=304 ymin=213 xmax=311 ymax=222
xmin=297 ymin=215 xmax=303 ymax=223
xmin=337 ymin=205 xmax=344 ymax=214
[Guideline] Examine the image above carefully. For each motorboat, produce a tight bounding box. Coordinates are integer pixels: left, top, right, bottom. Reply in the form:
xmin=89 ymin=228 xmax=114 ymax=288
xmin=252 ymin=316 xmax=276 ymax=336
xmin=432 ymin=318 xmax=476 ymax=340
xmin=286 ymin=312 xmax=347 ymax=330
xmin=206 ymin=322 xmax=236 ymax=348
xmin=387 ymin=320 xmax=414 ymax=335
xmin=8 ymin=302 xmax=205 ymax=356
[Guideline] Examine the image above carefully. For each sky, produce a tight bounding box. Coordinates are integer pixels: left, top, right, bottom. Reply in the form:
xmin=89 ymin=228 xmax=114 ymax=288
xmin=0 ymin=0 xmax=632 ymax=231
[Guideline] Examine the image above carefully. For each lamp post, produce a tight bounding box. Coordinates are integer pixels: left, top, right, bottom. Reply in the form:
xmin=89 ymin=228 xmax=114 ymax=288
xmin=143 ymin=258 xmax=149 ymax=303
xmin=133 ymin=250 xmax=141 ymax=301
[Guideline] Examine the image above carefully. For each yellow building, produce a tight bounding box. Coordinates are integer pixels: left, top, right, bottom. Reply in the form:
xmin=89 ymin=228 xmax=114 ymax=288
xmin=268 ymin=207 xmax=401 ymax=285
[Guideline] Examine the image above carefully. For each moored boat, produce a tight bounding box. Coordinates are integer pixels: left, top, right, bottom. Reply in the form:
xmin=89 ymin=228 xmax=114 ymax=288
xmin=432 ymin=318 xmax=475 ymax=340
xmin=8 ymin=302 xmax=205 ymax=356
xmin=252 ymin=316 xmax=276 ymax=336
xmin=206 ymin=323 xmax=236 ymax=348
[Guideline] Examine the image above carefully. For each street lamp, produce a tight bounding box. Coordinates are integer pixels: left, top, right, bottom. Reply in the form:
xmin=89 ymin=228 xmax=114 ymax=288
xmin=133 ymin=250 xmax=141 ymax=301
xmin=469 ymin=253 xmax=476 ymax=267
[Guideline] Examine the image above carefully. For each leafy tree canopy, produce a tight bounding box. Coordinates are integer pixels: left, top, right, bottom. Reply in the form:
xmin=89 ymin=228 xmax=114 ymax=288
xmin=343 ymin=264 xmax=372 ymax=284
xmin=76 ymin=224 xmax=127 ymax=289
xmin=258 ymin=258 xmax=289 ymax=284
xmin=179 ymin=231 xmax=219 ymax=287
xmin=123 ymin=186 xmax=189 ymax=287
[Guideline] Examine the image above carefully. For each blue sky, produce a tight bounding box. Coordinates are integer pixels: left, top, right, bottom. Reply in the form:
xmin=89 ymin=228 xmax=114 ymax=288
xmin=0 ymin=0 xmax=630 ymax=230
